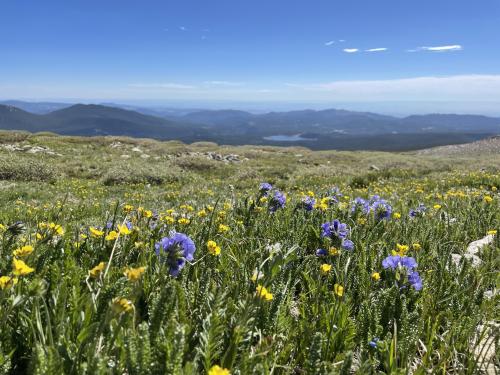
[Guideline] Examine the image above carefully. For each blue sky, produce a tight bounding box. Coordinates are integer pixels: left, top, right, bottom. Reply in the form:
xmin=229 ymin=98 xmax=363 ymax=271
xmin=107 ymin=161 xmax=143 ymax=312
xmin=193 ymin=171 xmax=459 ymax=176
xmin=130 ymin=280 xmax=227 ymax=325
xmin=1 ymin=0 xmax=500 ymax=113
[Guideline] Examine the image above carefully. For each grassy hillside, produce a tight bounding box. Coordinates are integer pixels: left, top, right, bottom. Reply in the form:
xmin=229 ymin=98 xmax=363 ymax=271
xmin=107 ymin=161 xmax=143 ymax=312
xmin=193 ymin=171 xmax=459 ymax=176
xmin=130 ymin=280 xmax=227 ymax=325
xmin=0 ymin=131 xmax=498 ymax=373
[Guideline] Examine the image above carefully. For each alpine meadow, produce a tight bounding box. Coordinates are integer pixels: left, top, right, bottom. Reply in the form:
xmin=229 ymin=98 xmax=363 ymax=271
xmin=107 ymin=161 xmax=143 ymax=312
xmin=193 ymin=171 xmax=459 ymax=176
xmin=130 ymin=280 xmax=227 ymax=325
xmin=1 ymin=0 xmax=500 ymax=374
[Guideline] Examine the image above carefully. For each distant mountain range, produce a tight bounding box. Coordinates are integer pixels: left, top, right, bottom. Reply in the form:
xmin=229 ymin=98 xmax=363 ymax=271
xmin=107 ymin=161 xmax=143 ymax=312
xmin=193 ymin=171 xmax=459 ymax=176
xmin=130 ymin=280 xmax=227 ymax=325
xmin=0 ymin=100 xmax=499 ymax=151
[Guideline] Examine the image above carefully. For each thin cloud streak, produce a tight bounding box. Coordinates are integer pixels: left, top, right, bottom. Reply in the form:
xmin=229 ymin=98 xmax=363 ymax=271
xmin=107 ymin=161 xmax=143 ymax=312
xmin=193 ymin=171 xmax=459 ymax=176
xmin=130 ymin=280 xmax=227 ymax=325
xmin=343 ymin=48 xmax=359 ymax=53
xmin=366 ymin=48 xmax=388 ymax=52
xmin=412 ymin=44 xmax=463 ymax=52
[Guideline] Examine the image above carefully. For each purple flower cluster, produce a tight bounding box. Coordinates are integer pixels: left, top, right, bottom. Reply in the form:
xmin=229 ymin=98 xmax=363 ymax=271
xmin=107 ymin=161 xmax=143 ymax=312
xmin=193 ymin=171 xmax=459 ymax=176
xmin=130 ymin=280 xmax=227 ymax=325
xmin=328 ymin=186 xmax=343 ymax=203
xmin=351 ymin=195 xmax=392 ymax=220
xmin=409 ymin=203 xmax=426 ymax=218
xmin=259 ymin=182 xmax=273 ymax=196
xmin=155 ymin=232 xmax=196 ymax=276
xmin=320 ymin=219 xmax=354 ymax=250
xmin=269 ymin=190 xmax=286 ymax=212
xmin=382 ymin=255 xmax=422 ymax=291
xmin=300 ymin=196 xmax=316 ymax=212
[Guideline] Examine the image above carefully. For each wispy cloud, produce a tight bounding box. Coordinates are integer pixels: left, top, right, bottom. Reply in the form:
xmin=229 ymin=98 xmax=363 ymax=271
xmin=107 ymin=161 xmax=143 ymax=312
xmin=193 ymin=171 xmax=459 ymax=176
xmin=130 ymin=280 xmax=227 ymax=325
xmin=343 ymin=48 xmax=359 ymax=53
xmin=411 ymin=44 xmax=463 ymax=52
xmin=324 ymin=40 xmax=335 ymax=46
xmin=284 ymin=75 xmax=500 ymax=101
xmin=204 ymin=81 xmax=245 ymax=87
xmin=365 ymin=47 xmax=388 ymax=52
xmin=129 ymin=83 xmax=195 ymax=90
xmin=179 ymin=26 xmax=187 ymax=31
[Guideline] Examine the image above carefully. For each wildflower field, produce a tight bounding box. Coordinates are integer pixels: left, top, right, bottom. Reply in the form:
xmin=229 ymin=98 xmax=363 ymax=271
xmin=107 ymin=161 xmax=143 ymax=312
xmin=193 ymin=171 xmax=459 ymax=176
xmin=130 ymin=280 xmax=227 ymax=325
xmin=0 ymin=132 xmax=498 ymax=374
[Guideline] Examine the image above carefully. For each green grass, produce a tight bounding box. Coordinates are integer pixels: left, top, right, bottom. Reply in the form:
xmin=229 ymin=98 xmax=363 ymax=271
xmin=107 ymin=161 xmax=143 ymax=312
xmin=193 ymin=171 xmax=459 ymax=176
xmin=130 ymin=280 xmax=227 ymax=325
xmin=0 ymin=132 xmax=498 ymax=374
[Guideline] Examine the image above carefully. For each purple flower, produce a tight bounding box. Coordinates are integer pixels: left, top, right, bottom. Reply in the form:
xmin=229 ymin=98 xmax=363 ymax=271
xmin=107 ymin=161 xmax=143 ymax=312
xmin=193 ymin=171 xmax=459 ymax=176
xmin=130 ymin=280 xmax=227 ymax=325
xmin=316 ymin=248 xmax=327 ymax=257
xmin=269 ymin=190 xmax=286 ymax=212
xmin=369 ymin=338 xmax=379 ymax=348
xmin=382 ymin=255 xmax=417 ymax=270
xmin=321 ymin=220 xmax=349 ymax=239
xmin=125 ymin=221 xmax=133 ymax=230
xmin=409 ymin=203 xmax=426 ymax=218
xmin=260 ymin=182 xmax=273 ymax=195
xmin=301 ymin=196 xmax=316 ymax=211
xmin=408 ymin=271 xmax=423 ymax=291
xmin=155 ymin=232 xmax=196 ymax=276
xmin=106 ymin=221 xmax=113 ymax=229
xmin=370 ymin=198 xmax=392 ymax=220
xmin=351 ymin=197 xmax=369 ymax=213
xmin=341 ymin=239 xmax=355 ymax=251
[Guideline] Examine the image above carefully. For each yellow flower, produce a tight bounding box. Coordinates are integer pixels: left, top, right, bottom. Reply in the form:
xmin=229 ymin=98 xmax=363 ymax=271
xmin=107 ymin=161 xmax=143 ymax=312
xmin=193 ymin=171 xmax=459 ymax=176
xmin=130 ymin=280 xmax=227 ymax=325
xmin=89 ymin=227 xmax=104 ymax=238
xmin=12 ymin=258 xmax=35 ymax=276
xmin=357 ymin=217 xmax=367 ymax=225
xmin=218 ymin=224 xmax=230 ymax=233
xmin=207 ymin=240 xmax=221 ymax=256
xmin=492 ymin=186 xmax=497 ymax=192
xmin=49 ymin=223 xmax=64 ymax=235
xmin=433 ymin=204 xmax=442 ymax=210
xmin=487 ymin=230 xmax=497 ymax=236
xmin=123 ymin=204 xmax=134 ymax=212
xmin=412 ymin=243 xmax=422 ymax=251
xmin=164 ymin=216 xmax=175 ymax=225
xmin=334 ymin=283 xmax=344 ymax=297
xmin=256 ymin=285 xmax=273 ymax=301
xmin=105 ymin=230 xmax=118 ymax=241
xmin=320 ymin=264 xmax=332 ymax=275
xmin=13 ymin=245 xmax=34 ymax=258
xmin=89 ymin=262 xmax=106 ymax=278
xmin=208 ymin=365 xmax=231 ymax=375
xmin=124 ymin=266 xmax=146 ymax=282
xmin=251 ymin=269 xmax=263 ymax=282
xmin=178 ymin=218 xmax=190 ymax=226
xmin=111 ymin=298 xmax=134 ymax=314
xmin=197 ymin=209 xmax=207 ymax=218
xmin=371 ymin=272 xmax=381 ymax=281
xmin=392 ymin=243 xmax=409 ymax=257
xmin=483 ymin=195 xmax=493 ymax=203
xmin=259 ymin=197 xmax=268 ymax=204
xmin=0 ymin=276 xmax=18 ymax=290
xmin=329 ymin=247 xmax=340 ymax=256
xmin=117 ymin=224 xmax=132 ymax=235
xmin=144 ymin=210 xmax=153 ymax=218
xmin=393 ymin=212 xmax=401 ymax=219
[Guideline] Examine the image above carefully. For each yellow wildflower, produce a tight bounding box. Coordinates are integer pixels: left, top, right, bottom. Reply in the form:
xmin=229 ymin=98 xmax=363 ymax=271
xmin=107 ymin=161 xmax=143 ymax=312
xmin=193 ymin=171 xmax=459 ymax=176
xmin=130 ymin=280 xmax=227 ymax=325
xmin=89 ymin=262 xmax=106 ymax=278
xmin=124 ymin=266 xmax=146 ymax=282
xmin=371 ymin=272 xmax=381 ymax=281
xmin=487 ymin=230 xmax=497 ymax=236
xmin=393 ymin=212 xmax=401 ymax=219
xmin=259 ymin=197 xmax=268 ymax=204
xmin=123 ymin=204 xmax=134 ymax=212
xmin=207 ymin=240 xmax=221 ymax=256
xmin=197 ymin=209 xmax=207 ymax=218
xmin=178 ymin=218 xmax=190 ymax=226
xmin=12 ymin=258 xmax=35 ymax=276
xmin=329 ymin=247 xmax=340 ymax=256
xmin=0 ymin=276 xmax=18 ymax=290
xmin=117 ymin=224 xmax=131 ymax=235
xmin=218 ymin=224 xmax=230 ymax=233
xmin=433 ymin=204 xmax=442 ymax=210
xmin=13 ymin=245 xmax=34 ymax=258
xmin=256 ymin=285 xmax=273 ymax=301
xmin=392 ymin=243 xmax=409 ymax=257
xmin=412 ymin=243 xmax=422 ymax=251
xmin=111 ymin=298 xmax=134 ymax=314
xmin=334 ymin=283 xmax=344 ymax=297
xmin=89 ymin=227 xmax=104 ymax=238
xmin=208 ymin=365 xmax=231 ymax=375
xmin=320 ymin=264 xmax=332 ymax=275
xmin=164 ymin=216 xmax=175 ymax=225
xmin=49 ymin=223 xmax=64 ymax=235
xmin=483 ymin=195 xmax=493 ymax=203
xmin=105 ymin=230 xmax=118 ymax=241
xmin=357 ymin=217 xmax=367 ymax=225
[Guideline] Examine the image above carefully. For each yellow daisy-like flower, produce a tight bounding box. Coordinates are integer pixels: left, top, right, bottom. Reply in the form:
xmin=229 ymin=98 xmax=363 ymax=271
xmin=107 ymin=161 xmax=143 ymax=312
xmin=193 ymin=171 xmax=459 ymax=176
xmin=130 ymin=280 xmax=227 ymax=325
xmin=13 ymin=245 xmax=34 ymax=258
xmin=144 ymin=210 xmax=153 ymax=218
xmin=89 ymin=227 xmax=104 ymax=238
xmin=89 ymin=262 xmax=106 ymax=278
xmin=392 ymin=243 xmax=409 ymax=257
xmin=320 ymin=264 xmax=332 ymax=275
xmin=487 ymin=230 xmax=497 ymax=236
xmin=256 ymin=285 xmax=273 ymax=301
xmin=208 ymin=365 xmax=231 ymax=375
xmin=357 ymin=217 xmax=367 ymax=225
xmin=105 ymin=230 xmax=118 ymax=241
xmin=117 ymin=224 xmax=131 ymax=235
xmin=412 ymin=243 xmax=422 ymax=251
xmin=433 ymin=204 xmax=442 ymax=210
xmin=178 ymin=218 xmax=191 ymax=226
xmin=0 ymin=275 xmax=18 ymax=290
xmin=197 ymin=209 xmax=207 ymax=218
xmin=49 ymin=223 xmax=64 ymax=236
xmin=483 ymin=195 xmax=493 ymax=203
xmin=393 ymin=212 xmax=401 ymax=219
xmin=334 ymin=283 xmax=344 ymax=297
xmin=164 ymin=216 xmax=175 ymax=225
xmin=12 ymin=258 xmax=35 ymax=276
xmin=329 ymin=247 xmax=340 ymax=256
xmin=207 ymin=240 xmax=221 ymax=256
xmin=124 ymin=266 xmax=146 ymax=282
xmin=123 ymin=204 xmax=134 ymax=212
xmin=371 ymin=272 xmax=381 ymax=281
xmin=111 ymin=298 xmax=134 ymax=314
xmin=218 ymin=224 xmax=230 ymax=233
